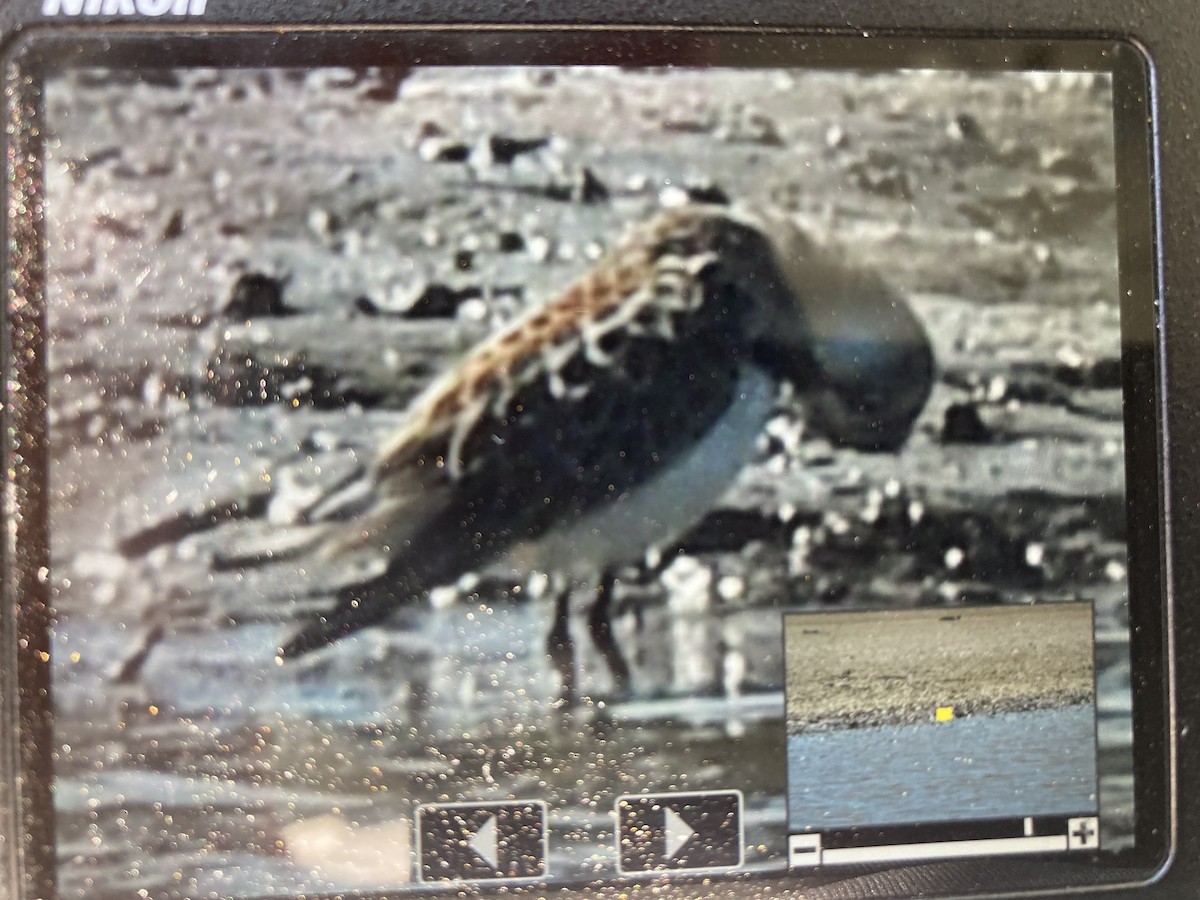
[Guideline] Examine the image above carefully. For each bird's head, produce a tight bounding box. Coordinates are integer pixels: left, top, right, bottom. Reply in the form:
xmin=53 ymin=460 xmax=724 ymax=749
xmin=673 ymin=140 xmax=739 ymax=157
xmin=708 ymin=206 xmax=936 ymax=452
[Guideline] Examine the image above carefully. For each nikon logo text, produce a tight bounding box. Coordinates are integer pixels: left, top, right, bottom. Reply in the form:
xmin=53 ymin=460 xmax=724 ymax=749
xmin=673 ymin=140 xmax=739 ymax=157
xmin=42 ymin=0 xmax=207 ymax=15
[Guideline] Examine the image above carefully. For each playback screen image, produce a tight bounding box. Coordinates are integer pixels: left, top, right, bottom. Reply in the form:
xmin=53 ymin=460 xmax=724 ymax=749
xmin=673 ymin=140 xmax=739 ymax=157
xmin=40 ymin=61 xmax=1132 ymax=896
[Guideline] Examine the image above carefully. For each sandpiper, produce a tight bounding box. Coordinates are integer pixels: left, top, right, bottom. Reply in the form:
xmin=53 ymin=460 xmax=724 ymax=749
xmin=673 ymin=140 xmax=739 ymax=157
xmin=277 ymin=204 xmax=935 ymax=701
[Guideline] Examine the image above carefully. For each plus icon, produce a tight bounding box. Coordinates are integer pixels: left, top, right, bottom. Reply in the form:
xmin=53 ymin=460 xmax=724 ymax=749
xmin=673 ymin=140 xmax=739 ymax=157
xmin=1067 ymin=817 xmax=1099 ymax=850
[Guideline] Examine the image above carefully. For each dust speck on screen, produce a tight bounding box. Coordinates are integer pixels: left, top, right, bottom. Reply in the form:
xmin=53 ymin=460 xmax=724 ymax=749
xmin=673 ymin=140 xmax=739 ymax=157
xmin=42 ymin=63 xmax=1131 ymax=897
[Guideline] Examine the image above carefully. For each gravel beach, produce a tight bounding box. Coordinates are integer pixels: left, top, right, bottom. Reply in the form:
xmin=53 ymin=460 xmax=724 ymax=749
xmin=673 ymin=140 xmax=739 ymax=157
xmin=785 ymin=603 xmax=1095 ymax=732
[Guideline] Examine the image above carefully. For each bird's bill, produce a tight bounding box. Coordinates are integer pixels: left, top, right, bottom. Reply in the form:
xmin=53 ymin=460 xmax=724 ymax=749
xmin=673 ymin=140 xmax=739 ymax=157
xmin=803 ymin=378 xmax=929 ymax=452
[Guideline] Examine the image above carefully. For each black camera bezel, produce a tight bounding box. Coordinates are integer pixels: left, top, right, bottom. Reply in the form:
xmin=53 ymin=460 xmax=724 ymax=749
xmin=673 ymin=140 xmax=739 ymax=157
xmin=0 ymin=3 xmax=1190 ymax=898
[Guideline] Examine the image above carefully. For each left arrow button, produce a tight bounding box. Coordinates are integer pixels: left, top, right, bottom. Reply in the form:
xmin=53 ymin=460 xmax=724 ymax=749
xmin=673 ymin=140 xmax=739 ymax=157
xmin=418 ymin=801 xmax=548 ymax=883
xmin=468 ymin=813 xmax=500 ymax=870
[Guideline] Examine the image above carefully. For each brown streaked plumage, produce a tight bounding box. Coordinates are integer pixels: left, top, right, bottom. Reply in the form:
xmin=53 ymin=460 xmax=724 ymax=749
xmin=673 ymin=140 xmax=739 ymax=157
xmin=278 ymin=203 xmax=935 ymax=700
xmin=372 ymin=207 xmax=713 ymax=481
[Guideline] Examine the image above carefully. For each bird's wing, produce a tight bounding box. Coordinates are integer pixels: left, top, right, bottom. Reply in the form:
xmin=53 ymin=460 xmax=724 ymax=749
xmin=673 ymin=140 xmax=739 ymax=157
xmin=321 ymin=205 xmax=762 ymax=564
xmin=280 ymin=207 xmax=775 ymax=655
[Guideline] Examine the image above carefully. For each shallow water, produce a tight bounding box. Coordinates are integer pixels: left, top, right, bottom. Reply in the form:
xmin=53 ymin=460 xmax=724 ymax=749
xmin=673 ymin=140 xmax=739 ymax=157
xmin=787 ymin=706 xmax=1098 ymax=831
xmin=52 ymin=612 xmax=791 ymax=897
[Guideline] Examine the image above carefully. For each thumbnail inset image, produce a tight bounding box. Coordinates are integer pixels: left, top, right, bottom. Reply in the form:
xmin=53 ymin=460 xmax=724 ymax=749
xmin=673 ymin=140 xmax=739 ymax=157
xmin=785 ymin=604 xmax=1097 ymax=832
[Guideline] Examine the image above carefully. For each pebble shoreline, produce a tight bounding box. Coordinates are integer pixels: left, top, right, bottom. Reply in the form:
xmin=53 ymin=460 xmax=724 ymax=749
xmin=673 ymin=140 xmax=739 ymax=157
xmin=787 ymin=692 xmax=1096 ymax=735
xmin=784 ymin=604 xmax=1097 ymax=734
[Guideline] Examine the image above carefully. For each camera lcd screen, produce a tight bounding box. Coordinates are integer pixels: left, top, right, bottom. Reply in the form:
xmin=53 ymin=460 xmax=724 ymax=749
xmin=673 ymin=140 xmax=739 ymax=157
xmin=11 ymin=31 xmax=1162 ymax=899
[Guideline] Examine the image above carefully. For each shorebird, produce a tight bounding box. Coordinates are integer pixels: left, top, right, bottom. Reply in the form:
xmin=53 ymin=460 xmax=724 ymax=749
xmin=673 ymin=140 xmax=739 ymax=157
xmin=277 ymin=203 xmax=934 ymax=701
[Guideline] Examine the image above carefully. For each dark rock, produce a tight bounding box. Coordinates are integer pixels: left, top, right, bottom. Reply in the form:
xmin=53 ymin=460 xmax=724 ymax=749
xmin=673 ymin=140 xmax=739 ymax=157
xmin=497 ymin=231 xmax=525 ymax=253
xmin=573 ymin=166 xmax=610 ymax=204
xmin=540 ymin=166 xmax=611 ymax=205
xmin=1051 ymin=357 xmax=1123 ymax=390
xmin=162 ymin=209 xmax=185 ymax=241
xmin=684 ymin=183 xmax=731 ymax=205
xmin=405 ymin=283 xmax=472 ymax=319
xmin=818 ymin=580 xmax=851 ymax=604
xmin=352 ymin=295 xmax=381 ymax=317
xmin=950 ymin=112 xmax=988 ymax=144
xmin=223 ymin=273 xmax=295 ymax=319
xmin=419 ymin=138 xmax=470 ymax=163
xmin=941 ymin=402 xmax=993 ymax=444
xmin=483 ymin=134 xmax=549 ymax=165
xmin=1049 ymin=362 xmax=1088 ymax=389
xmin=454 ymin=249 xmax=474 ymax=271
xmin=412 ymin=120 xmax=446 ymax=143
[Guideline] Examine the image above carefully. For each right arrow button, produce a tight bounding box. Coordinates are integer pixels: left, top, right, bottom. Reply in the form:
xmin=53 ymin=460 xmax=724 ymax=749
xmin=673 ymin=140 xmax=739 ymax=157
xmin=616 ymin=791 xmax=744 ymax=874
xmin=663 ymin=806 xmax=697 ymax=860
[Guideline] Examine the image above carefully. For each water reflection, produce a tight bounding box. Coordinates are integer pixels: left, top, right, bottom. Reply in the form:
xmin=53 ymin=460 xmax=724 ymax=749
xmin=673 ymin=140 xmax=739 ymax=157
xmin=787 ymin=706 xmax=1098 ymax=830
xmin=53 ymin=598 xmax=791 ymax=896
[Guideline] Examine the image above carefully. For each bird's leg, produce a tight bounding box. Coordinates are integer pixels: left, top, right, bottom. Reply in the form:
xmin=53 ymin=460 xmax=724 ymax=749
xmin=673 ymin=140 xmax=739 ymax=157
xmin=587 ymin=569 xmax=632 ymax=699
xmin=545 ymin=575 xmax=577 ymax=707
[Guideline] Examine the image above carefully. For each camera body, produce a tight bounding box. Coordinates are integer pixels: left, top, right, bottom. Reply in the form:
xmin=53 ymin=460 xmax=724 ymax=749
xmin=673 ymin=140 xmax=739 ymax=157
xmin=0 ymin=2 xmax=1195 ymax=898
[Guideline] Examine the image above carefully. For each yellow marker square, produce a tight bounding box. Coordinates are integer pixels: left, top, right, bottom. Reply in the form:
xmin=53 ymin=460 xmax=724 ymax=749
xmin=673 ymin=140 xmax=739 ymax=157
xmin=935 ymin=706 xmax=955 ymax=722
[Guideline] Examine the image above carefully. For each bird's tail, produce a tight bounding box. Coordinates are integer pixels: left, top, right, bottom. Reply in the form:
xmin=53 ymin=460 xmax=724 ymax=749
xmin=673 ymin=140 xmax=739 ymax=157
xmin=276 ymin=571 xmax=421 ymax=659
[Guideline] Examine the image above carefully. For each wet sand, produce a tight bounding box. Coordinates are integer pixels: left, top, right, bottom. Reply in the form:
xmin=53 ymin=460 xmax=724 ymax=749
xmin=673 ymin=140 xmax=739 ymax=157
xmin=784 ymin=603 xmax=1095 ymax=732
